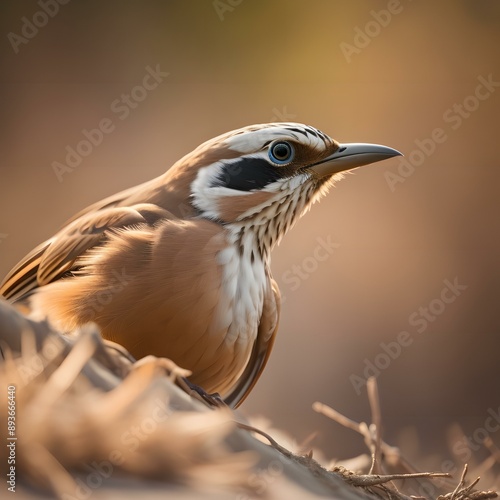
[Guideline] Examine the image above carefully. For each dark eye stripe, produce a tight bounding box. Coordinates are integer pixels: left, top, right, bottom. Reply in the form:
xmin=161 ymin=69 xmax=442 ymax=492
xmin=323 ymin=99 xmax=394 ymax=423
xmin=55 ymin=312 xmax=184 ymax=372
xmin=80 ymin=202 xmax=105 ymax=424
xmin=212 ymin=158 xmax=286 ymax=192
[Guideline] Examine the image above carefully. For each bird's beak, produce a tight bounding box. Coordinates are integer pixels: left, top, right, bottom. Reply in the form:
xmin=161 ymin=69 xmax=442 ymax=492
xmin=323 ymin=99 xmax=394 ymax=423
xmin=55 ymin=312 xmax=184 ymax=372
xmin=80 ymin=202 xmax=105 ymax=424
xmin=310 ymin=143 xmax=403 ymax=177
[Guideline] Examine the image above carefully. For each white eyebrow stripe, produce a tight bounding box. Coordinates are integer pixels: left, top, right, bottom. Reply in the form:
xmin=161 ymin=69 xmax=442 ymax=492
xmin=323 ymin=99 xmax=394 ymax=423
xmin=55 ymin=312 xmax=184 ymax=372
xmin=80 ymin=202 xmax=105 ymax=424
xmin=223 ymin=123 xmax=334 ymax=154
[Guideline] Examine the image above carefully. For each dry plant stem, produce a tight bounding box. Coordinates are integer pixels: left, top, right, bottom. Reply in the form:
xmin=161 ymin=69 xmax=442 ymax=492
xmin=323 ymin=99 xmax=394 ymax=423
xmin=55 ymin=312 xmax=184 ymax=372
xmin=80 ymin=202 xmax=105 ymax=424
xmin=238 ymin=421 xmax=453 ymax=500
xmin=450 ymin=464 xmax=470 ymax=500
xmin=454 ymin=466 xmax=480 ymax=499
xmin=366 ymin=377 xmax=406 ymax=498
xmin=312 ymin=397 xmax=496 ymax=498
xmin=335 ymin=468 xmax=451 ymax=487
xmin=437 ymin=464 xmax=497 ymax=500
xmin=467 ymin=493 xmax=500 ymax=500
xmin=312 ymin=401 xmax=361 ymax=433
xmin=235 ymin=422 xmax=386 ymax=497
xmin=367 ymin=377 xmax=383 ymax=475
xmin=312 ymin=401 xmax=422 ymax=476
xmin=236 ymin=422 xmax=294 ymax=458
xmin=298 ymin=431 xmax=319 ymax=455
xmin=313 ymin=386 xmax=500 ymax=500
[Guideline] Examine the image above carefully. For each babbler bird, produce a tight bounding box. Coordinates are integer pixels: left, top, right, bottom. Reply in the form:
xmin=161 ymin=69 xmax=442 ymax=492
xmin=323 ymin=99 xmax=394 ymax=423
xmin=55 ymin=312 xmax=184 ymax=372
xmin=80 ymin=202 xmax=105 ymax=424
xmin=1 ymin=123 xmax=400 ymax=407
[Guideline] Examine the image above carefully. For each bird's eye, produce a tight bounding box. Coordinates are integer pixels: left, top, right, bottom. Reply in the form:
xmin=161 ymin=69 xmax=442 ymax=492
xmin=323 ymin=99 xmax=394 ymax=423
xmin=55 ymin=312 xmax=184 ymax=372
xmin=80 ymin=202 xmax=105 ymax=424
xmin=268 ymin=141 xmax=294 ymax=165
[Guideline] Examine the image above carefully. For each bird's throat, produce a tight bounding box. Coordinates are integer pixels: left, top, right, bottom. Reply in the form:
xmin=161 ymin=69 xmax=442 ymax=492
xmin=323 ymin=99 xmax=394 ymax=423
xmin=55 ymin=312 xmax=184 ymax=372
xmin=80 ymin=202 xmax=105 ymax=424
xmin=228 ymin=178 xmax=320 ymax=261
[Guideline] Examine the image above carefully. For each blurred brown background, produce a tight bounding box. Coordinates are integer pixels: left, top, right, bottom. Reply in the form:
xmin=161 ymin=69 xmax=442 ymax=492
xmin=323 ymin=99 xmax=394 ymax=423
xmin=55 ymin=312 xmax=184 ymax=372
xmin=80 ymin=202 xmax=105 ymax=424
xmin=0 ymin=0 xmax=499 ymax=467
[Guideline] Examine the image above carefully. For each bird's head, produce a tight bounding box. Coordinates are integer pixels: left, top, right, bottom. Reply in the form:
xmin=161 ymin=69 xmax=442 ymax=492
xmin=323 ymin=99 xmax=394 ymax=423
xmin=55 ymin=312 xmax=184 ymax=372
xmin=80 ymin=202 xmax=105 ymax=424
xmin=166 ymin=122 xmax=401 ymax=257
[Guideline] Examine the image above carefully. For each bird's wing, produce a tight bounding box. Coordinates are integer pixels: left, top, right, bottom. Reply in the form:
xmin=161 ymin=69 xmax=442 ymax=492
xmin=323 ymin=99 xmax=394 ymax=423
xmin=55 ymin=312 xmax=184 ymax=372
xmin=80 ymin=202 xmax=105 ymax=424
xmin=224 ymin=278 xmax=281 ymax=408
xmin=64 ymin=178 xmax=158 ymax=223
xmin=0 ymin=203 xmax=172 ymax=302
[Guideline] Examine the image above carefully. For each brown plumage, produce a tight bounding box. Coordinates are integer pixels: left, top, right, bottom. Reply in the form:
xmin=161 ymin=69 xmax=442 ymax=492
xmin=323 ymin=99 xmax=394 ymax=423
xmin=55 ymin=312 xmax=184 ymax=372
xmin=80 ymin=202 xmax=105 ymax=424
xmin=0 ymin=122 xmax=401 ymax=407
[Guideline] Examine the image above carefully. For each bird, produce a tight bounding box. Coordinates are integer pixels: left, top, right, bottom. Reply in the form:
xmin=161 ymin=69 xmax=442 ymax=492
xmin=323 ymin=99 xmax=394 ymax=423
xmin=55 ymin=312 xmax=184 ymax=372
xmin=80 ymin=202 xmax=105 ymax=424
xmin=0 ymin=122 xmax=401 ymax=407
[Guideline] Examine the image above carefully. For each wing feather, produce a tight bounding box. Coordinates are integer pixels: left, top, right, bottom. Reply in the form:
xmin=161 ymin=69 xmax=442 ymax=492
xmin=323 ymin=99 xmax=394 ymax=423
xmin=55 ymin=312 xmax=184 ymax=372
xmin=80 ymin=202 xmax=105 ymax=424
xmin=0 ymin=203 xmax=171 ymax=301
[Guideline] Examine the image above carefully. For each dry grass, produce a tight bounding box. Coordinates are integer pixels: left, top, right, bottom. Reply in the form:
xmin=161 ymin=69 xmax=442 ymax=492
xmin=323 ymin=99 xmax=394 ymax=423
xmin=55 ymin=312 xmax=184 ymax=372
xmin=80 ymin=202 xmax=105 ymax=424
xmin=0 ymin=299 xmax=498 ymax=499
xmin=312 ymin=380 xmax=499 ymax=499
